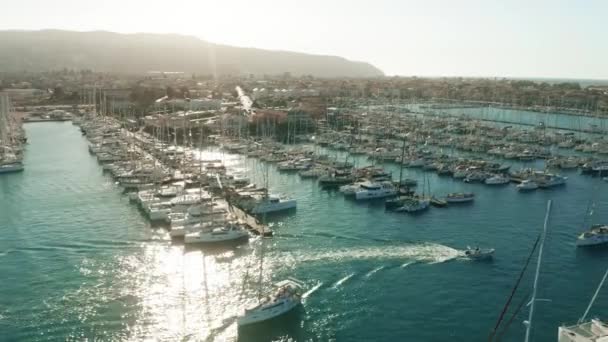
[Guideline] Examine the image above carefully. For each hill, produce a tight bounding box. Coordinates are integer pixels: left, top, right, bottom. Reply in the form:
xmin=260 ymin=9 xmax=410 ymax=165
xmin=0 ymin=30 xmax=383 ymax=78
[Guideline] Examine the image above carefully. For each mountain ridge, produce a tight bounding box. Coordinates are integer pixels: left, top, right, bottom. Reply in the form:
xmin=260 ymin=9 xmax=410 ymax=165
xmin=0 ymin=30 xmax=384 ymax=78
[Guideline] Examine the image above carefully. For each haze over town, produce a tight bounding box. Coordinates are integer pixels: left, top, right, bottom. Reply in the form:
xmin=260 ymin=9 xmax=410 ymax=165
xmin=2 ymin=0 xmax=608 ymax=79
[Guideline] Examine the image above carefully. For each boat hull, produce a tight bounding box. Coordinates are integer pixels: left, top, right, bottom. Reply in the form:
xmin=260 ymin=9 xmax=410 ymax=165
xmin=252 ymin=200 xmax=297 ymax=214
xmin=238 ymin=299 xmax=301 ymax=327
xmin=0 ymin=163 xmax=24 ymax=174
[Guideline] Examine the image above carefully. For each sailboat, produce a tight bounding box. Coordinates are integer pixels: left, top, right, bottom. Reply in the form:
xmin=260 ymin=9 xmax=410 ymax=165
xmin=238 ymin=198 xmax=305 ymax=327
xmin=0 ymin=94 xmax=24 ymax=174
xmin=488 ymin=200 xmax=551 ymax=342
xmin=237 ymin=277 xmax=305 ymax=327
xmin=523 ymin=200 xmax=552 ymax=342
xmin=558 ymin=267 xmax=608 ymax=341
xmin=576 ymin=203 xmax=608 ymax=247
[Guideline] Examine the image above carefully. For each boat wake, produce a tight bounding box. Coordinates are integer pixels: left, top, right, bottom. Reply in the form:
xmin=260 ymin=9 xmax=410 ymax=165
xmin=302 ymin=282 xmax=323 ymax=299
xmin=400 ymin=261 xmax=417 ymax=268
xmin=332 ymin=273 xmax=356 ymax=289
xmin=281 ymin=243 xmax=461 ymax=265
xmin=365 ymin=266 xmax=386 ymax=277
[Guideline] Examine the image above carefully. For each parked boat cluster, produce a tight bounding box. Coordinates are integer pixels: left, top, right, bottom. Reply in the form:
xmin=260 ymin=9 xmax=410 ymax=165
xmin=321 ymin=109 xmax=608 ymax=172
xmin=75 ymin=115 xmax=312 ymax=327
xmin=76 ymin=116 xmax=304 ymax=246
xmin=0 ymin=94 xmax=26 ymax=174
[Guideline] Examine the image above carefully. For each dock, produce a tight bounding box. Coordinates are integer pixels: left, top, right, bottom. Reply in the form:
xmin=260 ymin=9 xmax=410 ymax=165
xmin=229 ymin=203 xmax=272 ymax=237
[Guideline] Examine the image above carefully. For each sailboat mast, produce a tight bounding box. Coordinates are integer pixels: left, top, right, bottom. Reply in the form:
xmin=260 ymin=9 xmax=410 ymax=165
xmin=399 ymin=135 xmax=406 ymax=187
xmin=524 ymin=199 xmax=552 ymax=342
xmin=579 ymin=266 xmax=608 ymax=323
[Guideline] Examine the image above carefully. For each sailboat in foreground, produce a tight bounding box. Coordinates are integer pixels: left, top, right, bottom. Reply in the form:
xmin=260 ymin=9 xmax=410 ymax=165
xmin=558 ymin=267 xmax=608 ymax=341
xmin=238 ymin=277 xmax=305 ymax=327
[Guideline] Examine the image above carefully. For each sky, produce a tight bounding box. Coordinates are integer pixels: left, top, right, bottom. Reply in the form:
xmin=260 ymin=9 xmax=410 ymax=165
xmin=1 ymin=0 xmax=607 ymax=79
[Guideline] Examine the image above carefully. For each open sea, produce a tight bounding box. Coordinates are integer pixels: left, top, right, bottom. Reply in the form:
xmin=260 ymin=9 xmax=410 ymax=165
xmin=1 ymin=121 xmax=608 ymax=341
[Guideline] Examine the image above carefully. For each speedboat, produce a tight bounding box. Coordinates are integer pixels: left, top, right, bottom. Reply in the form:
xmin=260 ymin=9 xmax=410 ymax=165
xmin=464 ymin=247 xmax=494 ymax=260
xmin=576 ymin=225 xmax=608 ymax=247
xmin=238 ymin=278 xmax=304 ymax=327
xmin=184 ymin=224 xmax=249 ymax=245
xmin=517 ymin=180 xmax=538 ymax=191
xmin=446 ymin=192 xmax=475 ymax=203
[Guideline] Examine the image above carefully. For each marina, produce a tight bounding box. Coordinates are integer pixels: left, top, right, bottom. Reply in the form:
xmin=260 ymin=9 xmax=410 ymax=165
xmin=2 ymin=106 xmax=608 ymax=340
xmin=3 ymin=4 xmax=608 ymax=340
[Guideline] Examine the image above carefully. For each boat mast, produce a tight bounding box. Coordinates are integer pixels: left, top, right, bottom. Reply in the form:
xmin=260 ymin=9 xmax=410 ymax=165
xmin=524 ymin=199 xmax=552 ymax=342
xmin=579 ymin=266 xmax=608 ymax=323
xmin=399 ymin=134 xmax=406 ymax=188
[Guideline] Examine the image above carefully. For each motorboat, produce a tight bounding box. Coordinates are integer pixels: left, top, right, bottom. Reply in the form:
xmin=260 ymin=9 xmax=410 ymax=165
xmin=576 ymin=225 xmax=608 ymax=247
xmin=537 ymin=174 xmax=567 ymax=188
xmin=354 ymin=181 xmax=397 ymax=200
xmin=464 ymin=247 xmax=494 ymax=260
xmin=184 ymin=224 xmax=249 ymax=245
xmin=517 ymin=180 xmax=539 ymax=191
xmin=238 ymin=278 xmax=304 ymax=327
xmin=484 ymin=175 xmax=510 ymax=185
xmin=446 ymin=192 xmax=475 ymax=203
xmin=251 ymin=195 xmax=297 ymax=214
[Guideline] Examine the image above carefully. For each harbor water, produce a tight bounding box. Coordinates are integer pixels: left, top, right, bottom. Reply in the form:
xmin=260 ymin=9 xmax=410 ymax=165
xmin=2 ymin=121 xmax=608 ymax=341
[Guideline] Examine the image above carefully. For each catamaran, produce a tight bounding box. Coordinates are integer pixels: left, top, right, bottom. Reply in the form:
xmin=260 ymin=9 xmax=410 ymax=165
xmin=558 ymin=267 xmax=608 ymax=341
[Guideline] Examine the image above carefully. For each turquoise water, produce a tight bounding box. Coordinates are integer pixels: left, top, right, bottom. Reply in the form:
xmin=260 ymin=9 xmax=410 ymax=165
xmin=2 ymin=121 xmax=608 ymax=341
xmin=401 ymin=103 xmax=608 ymax=133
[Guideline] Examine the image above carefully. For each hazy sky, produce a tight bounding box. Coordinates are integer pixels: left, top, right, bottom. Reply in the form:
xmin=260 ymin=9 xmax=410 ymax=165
xmin=2 ymin=0 xmax=607 ymax=79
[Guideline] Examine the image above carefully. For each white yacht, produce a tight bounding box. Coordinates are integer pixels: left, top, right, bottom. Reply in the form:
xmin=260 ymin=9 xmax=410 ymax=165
xmin=576 ymin=225 xmax=608 ymax=247
xmin=238 ymin=278 xmax=304 ymax=327
xmin=484 ymin=175 xmax=510 ymax=185
xmin=251 ymin=195 xmax=297 ymax=214
xmin=517 ymin=180 xmax=539 ymax=191
xmin=354 ymin=181 xmax=397 ymax=200
xmin=184 ymin=224 xmax=249 ymax=245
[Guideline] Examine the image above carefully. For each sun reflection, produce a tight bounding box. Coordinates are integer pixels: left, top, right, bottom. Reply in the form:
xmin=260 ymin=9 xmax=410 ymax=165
xmin=76 ymin=236 xmax=276 ymax=341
